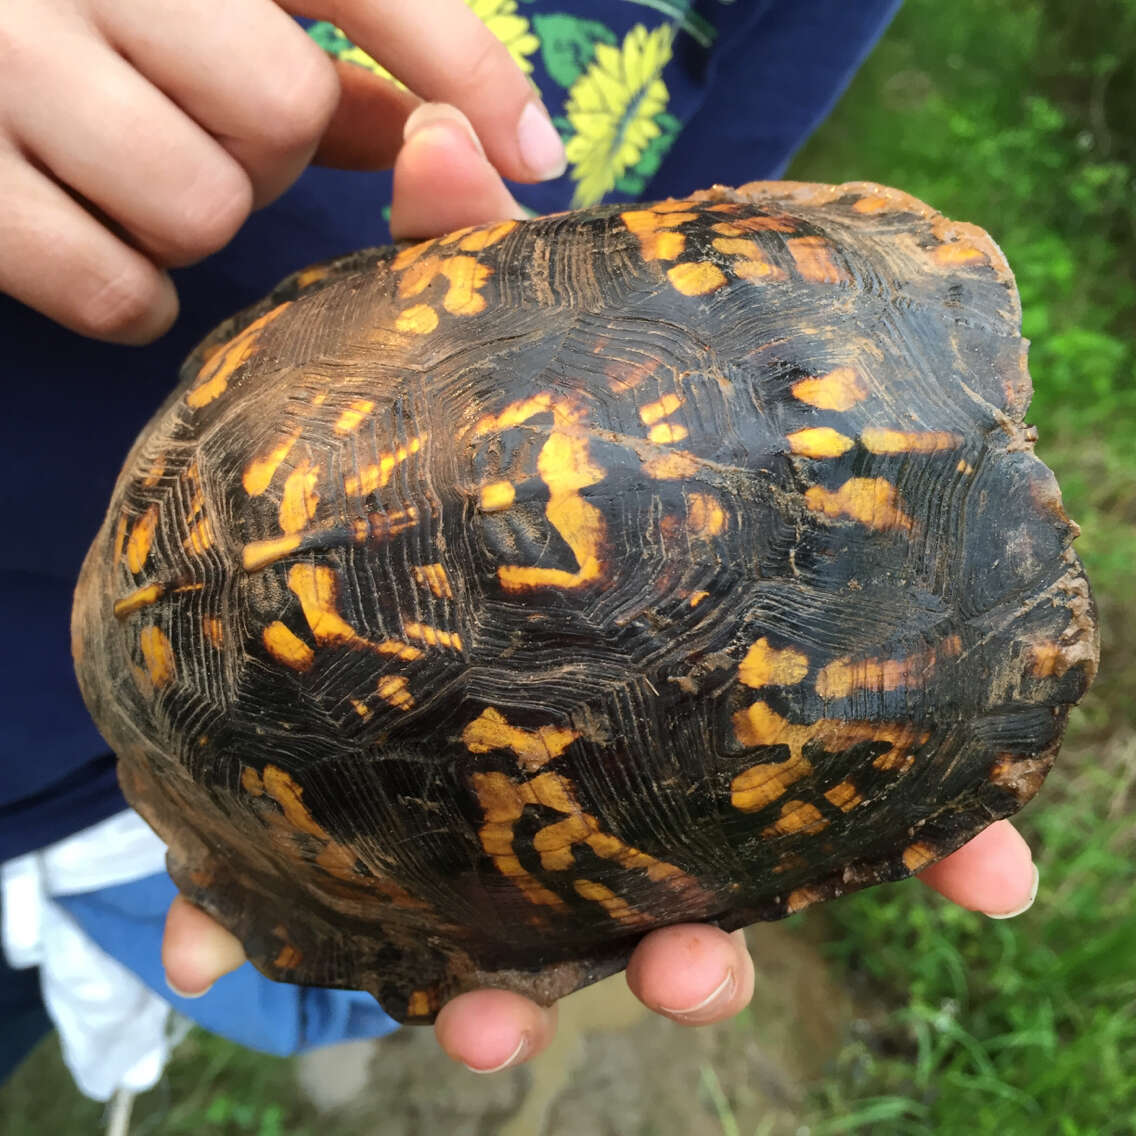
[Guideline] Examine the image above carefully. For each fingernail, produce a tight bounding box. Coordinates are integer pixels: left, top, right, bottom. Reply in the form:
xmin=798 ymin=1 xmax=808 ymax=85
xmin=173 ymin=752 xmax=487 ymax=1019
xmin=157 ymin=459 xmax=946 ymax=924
xmin=463 ymin=1033 xmax=529 ymax=1074
xmin=986 ymin=863 xmax=1040 ymax=920
xmin=658 ymin=969 xmax=736 ymax=1023
xmin=165 ymin=974 xmax=213 ymax=1000
xmin=516 ymin=101 xmax=567 ymax=181
xmin=403 ymin=103 xmax=486 ymax=160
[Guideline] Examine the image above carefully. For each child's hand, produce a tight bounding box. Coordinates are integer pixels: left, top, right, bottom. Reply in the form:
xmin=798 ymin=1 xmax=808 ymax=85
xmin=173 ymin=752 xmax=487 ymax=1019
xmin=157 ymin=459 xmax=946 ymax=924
xmin=0 ymin=0 xmax=565 ymax=344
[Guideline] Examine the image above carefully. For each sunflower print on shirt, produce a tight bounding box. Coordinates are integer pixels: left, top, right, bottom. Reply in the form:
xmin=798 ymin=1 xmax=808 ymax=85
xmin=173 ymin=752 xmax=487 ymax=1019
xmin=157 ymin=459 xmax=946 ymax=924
xmin=307 ymin=0 xmax=727 ymax=208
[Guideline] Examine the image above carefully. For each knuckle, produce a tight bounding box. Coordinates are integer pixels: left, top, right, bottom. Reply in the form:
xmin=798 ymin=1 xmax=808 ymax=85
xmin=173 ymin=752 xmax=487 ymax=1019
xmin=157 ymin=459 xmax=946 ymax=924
xmin=77 ymin=263 xmax=162 ymax=340
xmin=167 ymin=169 xmax=253 ymax=263
xmin=449 ymin=36 xmax=514 ymax=103
xmin=252 ymin=46 xmax=339 ymax=152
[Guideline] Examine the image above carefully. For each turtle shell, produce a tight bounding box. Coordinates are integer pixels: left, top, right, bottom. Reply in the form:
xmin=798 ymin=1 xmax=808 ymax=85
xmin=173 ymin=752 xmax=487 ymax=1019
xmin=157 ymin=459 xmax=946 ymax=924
xmin=72 ymin=181 xmax=1098 ymax=1024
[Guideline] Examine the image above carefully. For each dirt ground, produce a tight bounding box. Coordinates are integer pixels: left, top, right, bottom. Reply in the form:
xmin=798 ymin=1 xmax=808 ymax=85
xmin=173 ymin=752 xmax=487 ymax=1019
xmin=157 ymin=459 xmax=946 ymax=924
xmin=294 ymin=922 xmax=852 ymax=1136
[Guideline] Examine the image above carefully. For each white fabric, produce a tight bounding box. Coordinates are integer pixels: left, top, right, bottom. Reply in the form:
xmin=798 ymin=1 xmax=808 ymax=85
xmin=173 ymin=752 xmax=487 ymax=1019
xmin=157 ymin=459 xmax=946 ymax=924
xmin=1 ymin=809 xmax=188 ymax=1101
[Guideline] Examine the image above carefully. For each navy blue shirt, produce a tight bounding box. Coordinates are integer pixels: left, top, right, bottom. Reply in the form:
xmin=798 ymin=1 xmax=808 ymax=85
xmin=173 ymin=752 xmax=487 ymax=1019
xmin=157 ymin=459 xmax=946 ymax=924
xmin=0 ymin=0 xmax=899 ymax=861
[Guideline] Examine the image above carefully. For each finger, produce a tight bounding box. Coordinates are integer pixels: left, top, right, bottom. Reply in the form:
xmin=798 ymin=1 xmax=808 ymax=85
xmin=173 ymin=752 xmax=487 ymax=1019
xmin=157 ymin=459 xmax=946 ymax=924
xmin=917 ymin=819 xmax=1039 ymax=918
xmin=162 ymin=894 xmax=247 ymax=998
xmin=8 ymin=28 xmax=251 ymax=267
xmin=626 ymin=925 xmax=755 ymax=1026
xmin=390 ymin=104 xmax=527 ymax=240
xmin=0 ymin=146 xmax=177 ymax=342
xmin=434 ymin=989 xmax=558 ymax=1073
xmin=97 ymin=0 xmax=339 ymax=208
xmin=283 ymin=0 xmax=567 ymax=183
xmin=314 ymin=59 xmax=421 ymax=170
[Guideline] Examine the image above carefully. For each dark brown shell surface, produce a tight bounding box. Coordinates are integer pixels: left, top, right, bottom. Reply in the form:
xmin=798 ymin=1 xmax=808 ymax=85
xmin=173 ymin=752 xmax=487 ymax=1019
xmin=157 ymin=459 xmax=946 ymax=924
xmin=72 ymin=181 xmax=1098 ymax=1023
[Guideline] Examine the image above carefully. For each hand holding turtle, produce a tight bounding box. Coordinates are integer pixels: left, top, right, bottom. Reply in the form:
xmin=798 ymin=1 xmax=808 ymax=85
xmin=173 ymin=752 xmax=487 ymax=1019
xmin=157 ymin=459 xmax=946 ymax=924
xmin=0 ymin=0 xmax=565 ymax=343
xmin=157 ymin=108 xmax=1041 ymax=1073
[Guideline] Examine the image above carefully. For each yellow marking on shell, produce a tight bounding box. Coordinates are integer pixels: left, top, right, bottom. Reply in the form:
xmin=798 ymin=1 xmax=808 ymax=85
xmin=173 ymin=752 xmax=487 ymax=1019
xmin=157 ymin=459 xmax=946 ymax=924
xmin=667 ymin=260 xmax=728 ymax=296
xmin=639 ymin=393 xmax=684 ymax=427
xmin=686 ymin=492 xmax=726 ymax=538
xmin=958 ymin=459 xmax=975 ymax=475
xmin=183 ymin=515 xmax=214 ymax=555
xmin=1028 ymin=640 xmax=1068 ymax=678
xmin=786 ymin=236 xmax=849 ymax=284
xmin=763 ymin=800 xmax=828 ymax=837
xmin=333 ymin=400 xmax=376 ymax=434
xmin=458 ymin=220 xmax=518 ymax=251
xmin=461 ymin=707 xmax=579 ymax=772
xmin=933 ymin=242 xmax=989 ymax=266
xmin=311 ymin=392 xmax=327 ymax=407
xmin=293 ymin=264 xmax=333 ymax=289
xmin=402 ymin=622 xmax=463 ymax=651
xmin=141 ymin=458 xmax=165 ymax=487
xmin=397 ymin=254 xmax=492 ymax=315
xmin=242 ymin=534 xmax=303 ymax=573
xmin=791 ymin=367 xmax=868 ymax=412
xmin=498 ymin=427 xmax=607 ymax=592
xmin=350 ymin=698 xmax=372 ymax=719
xmin=731 ymin=752 xmax=813 ymax=812
xmin=376 ymin=640 xmax=424 ymax=661
xmin=861 ymin=428 xmax=962 ymax=454
xmin=805 ymin=478 xmax=913 ymax=531
xmin=738 ymin=638 xmax=809 ymax=689
xmin=824 ymin=781 xmax=863 ymax=811
xmin=733 ymin=702 xmax=927 ymax=800
xmin=471 ymin=771 xmax=698 ymax=913
xmin=648 ymin=421 xmax=688 ymax=444
xmin=377 ymin=674 xmax=414 ymax=710
xmin=186 ymin=303 xmax=289 ymax=408
xmin=473 ymin=393 xmax=555 ymax=435
xmin=787 ymin=427 xmax=856 ymax=459
xmin=139 ymin=625 xmax=175 ymax=688
xmin=785 ymin=886 xmax=824 ymax=914
xmin=202 ymin=616 xmax=224 ymax=648
xmin=710 ymin=236 xmax=786 ymax=280
xmin=126 ymin=506 xmax=159 ymax=574
xmin=395 ymin=303 xmax=439 ymax=335
xmin=274 ymin=943 xmax=303 ymax=969
xmin=279 ymin=462 xmax=320 ymax=534
xmin=644 ymin=451 xmax=701 ymax=480
xmin=620 ymin=208 xmax=696 ymax=261
xmin=288 ymin=564 xmax=368 ymax=649
xmin=573 ymin=880 xmax=652 ymax=926
xmin=710 ymin=215 xmax=797 ymax=234
xmin=392 ymin=238 xmax=436 ymax=271
xmin=479 ymin=481 xmax=516 ymax=512
xmin=259 ymin=765 xmax=357 ymax=877
xmin=689 ymin=590 xmax=709 ymax=607
xmin=439 ymin=225 xmax=474 ymax=246
xmin=114 ymin=583 xmax=165 ymax=620
xmin=902 ymin=842 xmax=938 ymax=873
xmin=343 ymin=434 xmax=426 ymax=497
xmin=263 ymin=621 xmax=315 ymax=671
xmin=243 ymin=431 xmax=302 ymax=496
xmin=852 ymin=194 xmax=891 ymax=214
xmin=815 ymin=635 xmax=962 ymax=700
xmin=411 ymin=563 xmax=453 ymax=599
xmin=241 ymin=767 xmax=265 ymax=797
xmin=114 ymin=514 xmax=130 ymax=565
xmin=407 ymin=991 xmax=433 ymax=1019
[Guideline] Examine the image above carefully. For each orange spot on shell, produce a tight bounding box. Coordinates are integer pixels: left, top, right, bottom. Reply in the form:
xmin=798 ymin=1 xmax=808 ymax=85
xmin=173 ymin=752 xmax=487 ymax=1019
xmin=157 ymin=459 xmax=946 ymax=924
xmin=377 ymin=674 xmax=414 ymax=710
xmin=479 ymin=481 xmax=516 ymax=512
xmin=667 ymin=260 xmax=728 ymax=296
xmin=824 ymin=781 xmax=863 ymax=811
xmin=787 ymin=236 xmax=849 ymax=284
xmin=902 ymin=843 xmax=938 ymax=873
xmin=805 ymin=478 xmax=913 ymax=531
xmin=343 ymin=434 xmax=426 ymax=498
xmin=114 ymin=583 xmax=165 ymax=620
xmin=816 ymin=636 xmax=962 ymax=699
xmin=791 ymin=368 xmax=868 ymax=412
xmin=933 ymin=242 xmax=989 ymax=267
xmin=686 ymin=492 xmax=726 ymax=537
xmin=738 ymin=638 xmax=809 ymax=689
xmin=644 ymin=451 xmax=701 ymax=480
xmin=861 ymin=428 xmax=961 ymax=454
xmin=395 ymin=304 xmax=439 ymax=335
xmin=411 ymin=563 xmax=453 ymax=599
xmin=243 ymin=431 xmax=301 ymax=497
xmin=648 ymin=421 xmax=688 ymax=444
xmin=263 ymin=621 xmax=315 ymax=671
xmin=462 ymin=707 xmax=579 ymax=772
xmin=242 ymin=534 xmax=303 ymax=573
xmin=457 ymin=219 xmax=518 ymax=251
xmin=763 ymin=800 xmax=828 ymax=837
xmin=126 ymin=506 xmax=159 ymax=575
xmin=186 ymin=303 xmax=289 ymax=409
xmin=278 ymin=461 xmax=320 ymax=534
xmin=638 ymin=393 xmax=684 ymax=426
xmin=333 ymin=400 xmax=376 ymax=435
xmin=787 ymin=427 xmax=855 ymax=459
xmin=139 ymin=625 xmax=175 ymax=687
xmin=852 ymin=194 xmax=891 ymax=214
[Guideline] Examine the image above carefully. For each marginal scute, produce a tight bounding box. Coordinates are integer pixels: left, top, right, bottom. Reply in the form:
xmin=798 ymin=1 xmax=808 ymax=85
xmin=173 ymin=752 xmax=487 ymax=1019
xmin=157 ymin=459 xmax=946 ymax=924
xmin=73 ymin=181 xmax=1097 ymax=1026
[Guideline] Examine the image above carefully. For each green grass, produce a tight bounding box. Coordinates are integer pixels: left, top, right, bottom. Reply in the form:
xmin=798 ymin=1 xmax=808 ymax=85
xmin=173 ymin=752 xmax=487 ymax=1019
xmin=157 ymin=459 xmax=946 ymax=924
xmin=783 ymin=1 xmax=1136 ymax=1131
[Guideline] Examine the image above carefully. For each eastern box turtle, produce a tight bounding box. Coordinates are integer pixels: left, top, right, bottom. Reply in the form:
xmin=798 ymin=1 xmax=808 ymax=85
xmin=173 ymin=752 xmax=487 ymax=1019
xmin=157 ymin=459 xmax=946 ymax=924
xmin=73 ymin=181 xmax=1098 ymax=1023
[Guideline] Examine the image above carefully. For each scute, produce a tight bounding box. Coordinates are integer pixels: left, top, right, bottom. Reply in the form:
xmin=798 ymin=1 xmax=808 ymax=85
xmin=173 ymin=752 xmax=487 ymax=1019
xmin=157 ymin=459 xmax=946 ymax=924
xmin=72 ymin=182 xmax=1097 ymax=1024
